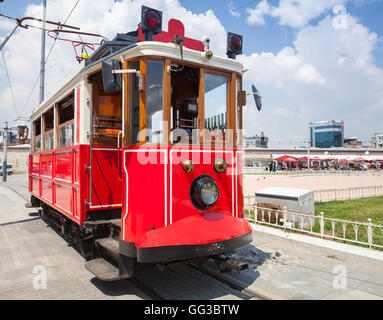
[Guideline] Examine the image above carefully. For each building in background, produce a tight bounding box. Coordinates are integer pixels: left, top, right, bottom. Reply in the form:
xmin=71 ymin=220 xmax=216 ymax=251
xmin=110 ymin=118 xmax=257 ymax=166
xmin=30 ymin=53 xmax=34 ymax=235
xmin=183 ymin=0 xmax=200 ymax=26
xmin=309 ymin=120 xmax=344 ymax=148
xmin=245 ymin=132 xmax=268 ymax=148
xmin=344 ymin=137 xmax=363 ymax=149
xmin=372 ymin=133 xmax=383 ymax=149
xmin=0 ymin=126 xmax=30 ymax=147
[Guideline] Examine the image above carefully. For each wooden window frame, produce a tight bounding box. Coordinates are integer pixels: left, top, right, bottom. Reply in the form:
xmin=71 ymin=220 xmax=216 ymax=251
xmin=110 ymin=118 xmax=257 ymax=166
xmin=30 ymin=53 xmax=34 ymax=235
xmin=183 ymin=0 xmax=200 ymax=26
xmin=121 ymin=55 xmax=241 ymax=148
xmin=56 ymin=91 xmax=75 ymax=149
xmin=57 ymin=119 xmax=75 ymax=149
xmin=201 ymin=69 xmax=232 ymax=148
xmin=43 ymin=107 xmax=55 ymax=151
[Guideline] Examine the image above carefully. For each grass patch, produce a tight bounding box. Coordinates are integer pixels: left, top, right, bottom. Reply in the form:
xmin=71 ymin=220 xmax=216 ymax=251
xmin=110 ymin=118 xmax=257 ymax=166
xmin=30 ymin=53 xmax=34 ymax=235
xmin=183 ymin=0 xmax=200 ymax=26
xmin=314 ymin=196 xmax=383 ymax=225
xmin=246 ymin=196 xmax=383 ymax=250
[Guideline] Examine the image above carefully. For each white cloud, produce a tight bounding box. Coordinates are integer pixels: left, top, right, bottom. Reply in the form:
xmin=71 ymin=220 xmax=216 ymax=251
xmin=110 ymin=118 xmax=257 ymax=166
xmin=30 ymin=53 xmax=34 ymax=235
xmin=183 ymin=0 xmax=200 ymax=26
xmin=238 ymin=46 xmax=326 ymax=88
xmin=228 ymin=1 xmax=240 ymax=18
xmin=239 ymin=13 xmax=383 ymax=146
xmin=272 ymin=106 xmax=293 ymax=117
xmin=0 ymin=0 xmax=227 ymax=124
xmin=246 ymin=0 xmax=349 ymax=28
xmin=293 ymin=65 xmax=326 ymax=84
xmin=246 ymin=0 xmax=271 ymax=26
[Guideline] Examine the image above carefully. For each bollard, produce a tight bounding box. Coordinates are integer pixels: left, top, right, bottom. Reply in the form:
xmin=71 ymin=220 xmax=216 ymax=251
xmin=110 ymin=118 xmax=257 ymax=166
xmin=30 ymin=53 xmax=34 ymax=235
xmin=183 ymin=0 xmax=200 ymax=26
xmin=320 ymin=212 xmax=324 ymax=239
xmin=367 ymin=218 xmax=373 ymax=248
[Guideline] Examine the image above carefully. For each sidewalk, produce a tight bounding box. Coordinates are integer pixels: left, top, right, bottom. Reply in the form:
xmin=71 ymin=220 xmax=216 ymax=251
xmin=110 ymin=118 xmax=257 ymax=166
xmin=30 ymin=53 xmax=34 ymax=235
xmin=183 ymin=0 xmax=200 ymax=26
xmin=1 ymin=179 xmax=382 ymax=300
xmin=210 ymin=226 xmax=383 ymax=300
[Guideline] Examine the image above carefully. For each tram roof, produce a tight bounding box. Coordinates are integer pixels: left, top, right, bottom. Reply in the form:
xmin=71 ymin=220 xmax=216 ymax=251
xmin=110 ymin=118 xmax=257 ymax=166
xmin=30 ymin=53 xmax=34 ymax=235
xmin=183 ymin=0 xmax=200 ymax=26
xmin=31 ymin=41 xmax=244 ymax=121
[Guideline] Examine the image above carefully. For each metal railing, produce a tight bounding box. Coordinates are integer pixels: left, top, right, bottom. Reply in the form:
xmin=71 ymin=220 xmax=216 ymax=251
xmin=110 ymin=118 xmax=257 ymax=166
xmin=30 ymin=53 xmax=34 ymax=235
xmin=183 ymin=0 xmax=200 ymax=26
xmin=243 ymin=167 xmax=383 ymax=176
xmin=244 ymin=195 xmax=383 ymax=250
xmin=315 ymin=185 xmax=383 ymax=202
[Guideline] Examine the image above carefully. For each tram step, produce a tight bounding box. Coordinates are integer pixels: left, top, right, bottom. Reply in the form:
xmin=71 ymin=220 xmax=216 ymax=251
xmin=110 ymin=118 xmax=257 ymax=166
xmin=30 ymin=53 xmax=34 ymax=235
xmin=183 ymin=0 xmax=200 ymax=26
xmin=85 ymin=258 xmax=130 ymax=281
xmin=25 ymin=201 xmax=40 ymax=208
xmin=109 ymin=219 xmax=121 ymax=229
xmin=96 ymin=237 xmax=120 ymax=265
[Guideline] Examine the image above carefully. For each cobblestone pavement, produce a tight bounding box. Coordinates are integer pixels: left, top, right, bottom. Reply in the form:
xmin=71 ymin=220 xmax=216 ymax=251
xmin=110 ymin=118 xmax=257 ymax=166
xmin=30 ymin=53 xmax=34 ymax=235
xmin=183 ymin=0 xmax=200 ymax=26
xmin=0 ymin=184 xmax=256 ymax=300
xmin=209 ymin=231 xmax=383 ymax=300
xmin=1 ymin=174 xmax=383 ymax=300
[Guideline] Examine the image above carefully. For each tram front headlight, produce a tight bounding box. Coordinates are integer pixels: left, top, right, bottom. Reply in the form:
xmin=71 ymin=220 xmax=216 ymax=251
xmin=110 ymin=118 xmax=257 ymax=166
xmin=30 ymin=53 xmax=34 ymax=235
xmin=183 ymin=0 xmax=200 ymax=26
xmin=190 ymin=175 xmax=219 ymax=210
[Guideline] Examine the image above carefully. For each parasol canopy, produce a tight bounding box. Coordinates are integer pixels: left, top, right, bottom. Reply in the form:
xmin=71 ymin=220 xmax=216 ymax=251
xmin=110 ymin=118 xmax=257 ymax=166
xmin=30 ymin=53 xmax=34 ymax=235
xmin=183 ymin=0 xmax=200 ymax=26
xmin=353 ymin=157 xmax=367 ymax=162
xmin=274 ymin=155 xmax=297 ymax=162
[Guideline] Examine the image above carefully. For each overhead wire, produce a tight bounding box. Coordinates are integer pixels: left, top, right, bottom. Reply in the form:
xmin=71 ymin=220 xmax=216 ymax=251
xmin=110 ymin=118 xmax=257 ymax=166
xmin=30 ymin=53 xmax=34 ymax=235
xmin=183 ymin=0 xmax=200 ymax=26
xmin=16 ymin=0 xmax=253 ymax=119
xmin=17 ymin=0 xmax=81 ymax=119
xmin=1 ymin=50 xmax=19 ymax=117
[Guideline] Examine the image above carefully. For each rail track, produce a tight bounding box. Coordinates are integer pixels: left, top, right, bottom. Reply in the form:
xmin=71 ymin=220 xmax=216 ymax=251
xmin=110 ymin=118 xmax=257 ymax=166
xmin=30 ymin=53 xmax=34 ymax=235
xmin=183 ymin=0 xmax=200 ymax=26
xmin=187 ymin=264 xmax=271 ymax=300
xmin=125 ymin=260 xmax=272 ymax=300
xmin=129 ymin=277 xmax=167 ymax=300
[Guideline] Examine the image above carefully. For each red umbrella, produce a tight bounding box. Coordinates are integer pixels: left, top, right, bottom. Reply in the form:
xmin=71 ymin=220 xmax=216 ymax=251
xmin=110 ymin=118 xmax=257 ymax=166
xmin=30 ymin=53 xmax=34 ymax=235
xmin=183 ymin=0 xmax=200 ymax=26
xmin=339 ymin=160 xmax=349 ymax=163
xmin=310 ymin=156 xmax=322 ymax=161
xmin=297 ymin=156 xmax=308 ymax=161
xmin=274 ymin=155 xmax=297 ymax=162
xmin=353 ymin=157 xmax=367 ymax=162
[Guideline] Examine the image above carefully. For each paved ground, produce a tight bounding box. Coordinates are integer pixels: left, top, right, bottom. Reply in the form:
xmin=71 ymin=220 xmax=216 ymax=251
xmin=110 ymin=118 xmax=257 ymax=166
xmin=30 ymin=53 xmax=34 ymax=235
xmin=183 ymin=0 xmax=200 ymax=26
xmin=0 ymin=179 xmax=254 ymax=300
xmin=244 ymin=172 xmax=383 ymax=195
xmin=0 ymin=173 xmax=30 ymax=202
xmin=215 ymin=230 xmax=383 ymax=300
xmin=0 ymin=185 xmax=150 ymax=300
xmin=1 ymin=174 xmax=383 ymax=300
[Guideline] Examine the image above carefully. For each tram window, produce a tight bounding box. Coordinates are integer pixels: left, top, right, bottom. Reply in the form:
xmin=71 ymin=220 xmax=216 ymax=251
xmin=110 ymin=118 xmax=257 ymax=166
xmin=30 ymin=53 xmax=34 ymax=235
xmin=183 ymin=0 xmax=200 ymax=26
xmin=44 ymin=108 xmax=54 ymax=150
xmin=170 ymin=66 xmax=199 ymax=144
xmin=57 ymin=92 xmax=74 ymax=148
xmin=91 ymin=72 xmax=122 ymax=146
xmin=146 ymin=59 xmax=164 ymax=143
xmin=204 ymin=73 xmax=228 ymax=142
xmin=128 ymin=60 xmax=140 ymax=144
xmin=33 ymin=117 xmax=41 ymax=152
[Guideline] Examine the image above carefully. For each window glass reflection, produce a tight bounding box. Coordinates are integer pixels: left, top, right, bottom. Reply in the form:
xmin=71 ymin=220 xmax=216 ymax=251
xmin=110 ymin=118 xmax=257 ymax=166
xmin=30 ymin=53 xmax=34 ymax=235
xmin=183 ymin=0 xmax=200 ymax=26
xmin=146 ymin=60 xmax=164 ymax=143
xmin=204 ymin=73 xmax=227 ymax=135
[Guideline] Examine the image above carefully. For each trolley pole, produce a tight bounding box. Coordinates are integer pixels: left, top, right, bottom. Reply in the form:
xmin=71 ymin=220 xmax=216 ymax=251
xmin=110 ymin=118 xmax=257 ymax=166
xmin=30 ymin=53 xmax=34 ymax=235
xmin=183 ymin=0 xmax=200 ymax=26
xmin=2 ymin=122 xmax=8 ymax=182
xmin=39 ymin=0 xmax=47 ymax=104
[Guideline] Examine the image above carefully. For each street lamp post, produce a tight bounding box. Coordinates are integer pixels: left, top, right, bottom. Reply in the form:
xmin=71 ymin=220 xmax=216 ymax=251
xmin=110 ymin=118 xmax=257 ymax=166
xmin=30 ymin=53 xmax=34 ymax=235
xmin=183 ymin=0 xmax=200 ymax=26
xmin=2 ymin=122 xmax=8 ymax=182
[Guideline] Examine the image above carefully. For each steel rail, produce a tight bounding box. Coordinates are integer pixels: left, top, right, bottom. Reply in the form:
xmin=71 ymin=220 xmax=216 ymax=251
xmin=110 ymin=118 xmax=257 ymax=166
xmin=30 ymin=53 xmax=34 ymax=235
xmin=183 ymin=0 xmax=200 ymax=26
xmin=187 ymin=264 xmax=272 ymax=300
xmin=128 ymin=278 xmax=166 ymax=300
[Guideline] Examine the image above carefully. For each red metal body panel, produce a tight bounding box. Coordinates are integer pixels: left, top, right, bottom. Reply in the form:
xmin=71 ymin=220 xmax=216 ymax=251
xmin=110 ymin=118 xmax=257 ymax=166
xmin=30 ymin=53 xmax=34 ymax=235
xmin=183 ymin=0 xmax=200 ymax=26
xmin=29 ymin=145 xmax=85 ymax=224
xmin=121 ymin=146 xmax=245 ymax=246
xmin=170 ymin=149 xmax=235 ymax=224
xmin=90 ymin=148 xmax=123 ymax=209
xmin=28 ymin=145 xmax=123 ymax=225
xmin=121 ymin=147 xmax=167 ymax=243
xmin=136 ymin=212 xmax=251 ymax=248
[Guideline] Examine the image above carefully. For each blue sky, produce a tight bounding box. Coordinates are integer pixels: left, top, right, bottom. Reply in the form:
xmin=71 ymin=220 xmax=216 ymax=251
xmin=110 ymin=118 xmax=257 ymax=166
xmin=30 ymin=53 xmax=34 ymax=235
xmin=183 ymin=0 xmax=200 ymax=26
xmin=180 ymin=0 xmax=383 ymax=68
xmin=2 ymin=0 xmax=382 ymax=59
xmin=1 ymin=0 xmax=382 ymax=146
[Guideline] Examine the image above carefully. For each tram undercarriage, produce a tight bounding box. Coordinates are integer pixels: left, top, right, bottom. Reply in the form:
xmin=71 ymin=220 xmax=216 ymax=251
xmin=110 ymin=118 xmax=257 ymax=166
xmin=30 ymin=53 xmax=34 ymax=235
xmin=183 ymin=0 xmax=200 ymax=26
xmin=30 ymin=195 xmax=251 ymax=281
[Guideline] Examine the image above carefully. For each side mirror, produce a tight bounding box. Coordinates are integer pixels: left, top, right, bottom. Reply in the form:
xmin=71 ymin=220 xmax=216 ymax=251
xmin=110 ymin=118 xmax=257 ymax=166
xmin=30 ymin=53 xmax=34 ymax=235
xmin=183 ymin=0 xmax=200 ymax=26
xmin=102 ymin=60 xmax=122 ymax=93
xmin=251 ymin=85 xmax=262 ymax=111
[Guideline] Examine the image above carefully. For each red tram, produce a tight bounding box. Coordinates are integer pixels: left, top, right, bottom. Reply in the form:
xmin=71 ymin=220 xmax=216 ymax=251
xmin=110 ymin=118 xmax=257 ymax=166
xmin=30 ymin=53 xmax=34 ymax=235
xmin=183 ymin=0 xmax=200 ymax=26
xmin=28 ymin=6 xmax=253 ymax=280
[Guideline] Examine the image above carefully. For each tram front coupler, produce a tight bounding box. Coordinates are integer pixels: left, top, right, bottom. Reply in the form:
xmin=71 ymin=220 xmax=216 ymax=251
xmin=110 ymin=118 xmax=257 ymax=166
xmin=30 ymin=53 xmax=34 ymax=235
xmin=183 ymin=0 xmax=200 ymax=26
xmin=211 ymin=254 xmax=249 ymax=274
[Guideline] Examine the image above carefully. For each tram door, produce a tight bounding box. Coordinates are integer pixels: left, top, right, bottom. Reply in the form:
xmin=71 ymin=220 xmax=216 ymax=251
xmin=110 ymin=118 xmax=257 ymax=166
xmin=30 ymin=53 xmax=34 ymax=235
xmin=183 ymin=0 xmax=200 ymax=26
xmin=89 ymin=75 xmax=123 ymax=210
xmin=170 ymin=65 xmax=200 ymax=144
